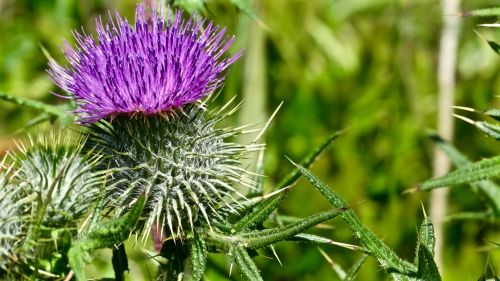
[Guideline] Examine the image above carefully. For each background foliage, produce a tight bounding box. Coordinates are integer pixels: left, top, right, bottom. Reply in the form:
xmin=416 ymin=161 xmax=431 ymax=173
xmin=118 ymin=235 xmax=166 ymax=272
xmin=0 ymin=0 xmax=499 ymax=280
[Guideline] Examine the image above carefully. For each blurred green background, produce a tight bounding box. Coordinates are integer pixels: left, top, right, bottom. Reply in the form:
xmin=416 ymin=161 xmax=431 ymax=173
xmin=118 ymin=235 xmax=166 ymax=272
xmin=1 ymin=0 xmax=499 ymax=280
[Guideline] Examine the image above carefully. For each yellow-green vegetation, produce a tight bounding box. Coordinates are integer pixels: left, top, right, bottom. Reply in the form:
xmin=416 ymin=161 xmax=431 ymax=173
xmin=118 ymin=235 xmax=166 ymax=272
xmin=0 ymin=0 xmax=499 ymax=280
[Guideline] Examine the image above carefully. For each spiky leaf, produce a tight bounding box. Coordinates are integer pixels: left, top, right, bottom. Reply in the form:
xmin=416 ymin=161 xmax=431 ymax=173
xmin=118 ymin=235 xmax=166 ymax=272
xmin=231 ymin=188 xmax=287 ymax=232
xmin=222 ymin=130 xmax=343 ymax=229
xmin=238 ymin=208 xmax=343 ymax=249
xmin=429 ymin=134 xmax=500 ymax=217
xmin=232 ymin=247 xmax=263 ymax=281
xmin=190 ymin=232 xmax=208 ymax=281
xmin=83 ymin=196 xmax=145 ymax=250
xmin=417 ymin=217 xmax=435 ymax=257
xmin=416 ymin=244 xmax=441 ymax=281
xmin=68 ymin=196 xmax=145 ymax=281
xmin=344 ymin=254 xmax=368 ymax=281
xmin=294 ymin=163 xmax=416 ymax=277
xmin=487 ymin=41 xmax=500 ymax=54
xmin=0 ymin=91 xmax=70 ymax=121
xmin=418 ymin=155 xmax=500 ymax=190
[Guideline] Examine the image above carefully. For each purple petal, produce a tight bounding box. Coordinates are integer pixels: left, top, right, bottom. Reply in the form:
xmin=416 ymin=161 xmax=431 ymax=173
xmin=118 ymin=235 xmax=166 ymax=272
xmin=48 ymin=4 xmax=240 ymax=123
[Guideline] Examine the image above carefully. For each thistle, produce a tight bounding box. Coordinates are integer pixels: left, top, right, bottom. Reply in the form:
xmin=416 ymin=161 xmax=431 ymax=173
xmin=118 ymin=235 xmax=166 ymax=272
xmin=48 ymin=3 xmax=255 ymax=239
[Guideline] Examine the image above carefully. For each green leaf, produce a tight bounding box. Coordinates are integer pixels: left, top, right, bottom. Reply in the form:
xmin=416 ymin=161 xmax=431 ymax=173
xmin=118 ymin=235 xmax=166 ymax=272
xmin=414 ymin=213 xmax=436 ymax=273
xmin=317 ymin=247 xmax=347 ymax=279
xmin=294 ymin=163 xmax=416 ymax=276
xmin=429 ymin=134 xmax=500 ymax=217
xmin=291 ymin=233 xmax=336 ymax=244
xmin=344 ymin=254 xmax=368 ymax=281
xmin=232 ymin=247 xmax=264 ymax=281
xmin=428 ymin=133 xmax=468 ymax=165
xmin=219 ymin=130 xmax=343 ymax=224
xmin=189 ymin=232 xmax=208 ymax=281
xmin=68 ymin=196 xmax=145 ymax=280
xmin=462 ymin=7 xmax=500 ymax=17
xmin=416 ymin=244 xmax=441 ymax=281
xmin=418 ymin=155 xmax=500 ymax=190
xmin=417 ymin=216 xmax=435 ymax=257
xmin=84 ymin=196 xmax=145 ymax=249
xmin=238 ymin=208 xmax=344 ymax=249
xmin=231 ymin=188 xmax=287 ymax=232
xmin=289 ymin=233 xmax=363 ymax=251
xmin=220 ymin=130 xmax=344 ymax=228
xmin=205 ymin=208 xmax=343 ymax=251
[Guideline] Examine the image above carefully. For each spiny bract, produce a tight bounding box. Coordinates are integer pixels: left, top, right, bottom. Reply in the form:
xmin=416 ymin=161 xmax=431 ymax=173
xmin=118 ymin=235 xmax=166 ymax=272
xmin=89 ymin=101 xmax=261 ymax=239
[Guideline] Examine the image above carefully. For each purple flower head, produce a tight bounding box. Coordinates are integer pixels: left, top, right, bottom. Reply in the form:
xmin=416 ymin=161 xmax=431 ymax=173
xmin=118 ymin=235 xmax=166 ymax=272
xmin=48 ymin=4 xmax=241 ymax=123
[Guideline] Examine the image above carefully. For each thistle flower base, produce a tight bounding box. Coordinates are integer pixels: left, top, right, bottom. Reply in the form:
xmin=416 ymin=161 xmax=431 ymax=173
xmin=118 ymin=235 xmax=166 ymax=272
xmin=91 ymin=105 xmax=253 ymax=239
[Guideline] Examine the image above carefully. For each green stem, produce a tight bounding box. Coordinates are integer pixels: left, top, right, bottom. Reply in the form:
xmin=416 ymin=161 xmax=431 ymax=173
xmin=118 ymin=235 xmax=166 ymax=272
xmin=205 ymin=208 xmax=343 ymax=250
xmin=0 ymin=91 xmax=66 ymax=118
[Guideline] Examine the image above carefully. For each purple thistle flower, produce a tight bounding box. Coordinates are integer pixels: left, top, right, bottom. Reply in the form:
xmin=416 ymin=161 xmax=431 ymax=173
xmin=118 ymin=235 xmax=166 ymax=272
xmin=48 ymin=4 xmax=241 ymax=123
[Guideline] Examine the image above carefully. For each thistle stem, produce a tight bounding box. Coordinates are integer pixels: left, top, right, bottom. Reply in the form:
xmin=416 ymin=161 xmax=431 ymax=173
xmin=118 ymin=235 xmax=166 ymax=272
xmin=0 ymin=91 xmax=66 ymax=118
